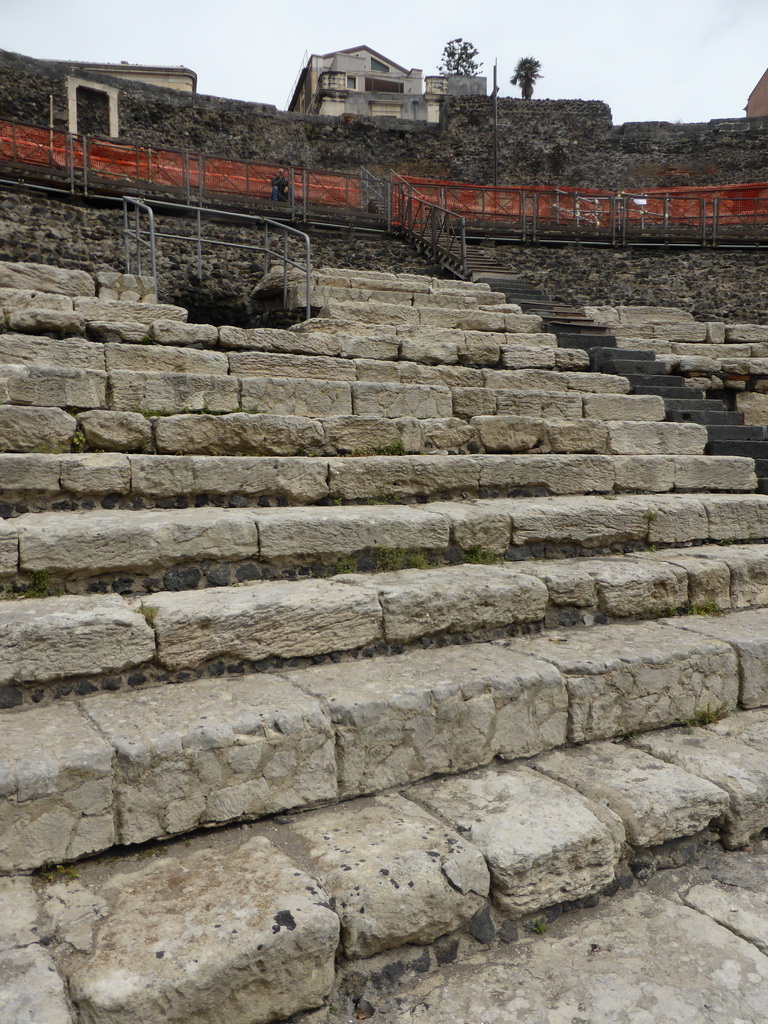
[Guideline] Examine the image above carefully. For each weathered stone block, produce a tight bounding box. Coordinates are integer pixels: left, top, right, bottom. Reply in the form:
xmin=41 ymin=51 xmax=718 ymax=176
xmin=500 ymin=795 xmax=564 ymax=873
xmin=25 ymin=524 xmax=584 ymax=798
xmin=74 ymin=298 xmax=187 ymax=324
xmin=0 ymin=946 xmax=73 ymax=1024
xmin=17 ymin=507 xmax=259 ymax=575
xmin=472 ymin=415 xmax=543 ymax=453
xmin=543 ymin=420 xmax=609 ymax=454
xmin=583 ymin=394 xmax=665 ymax=421
xmin=0 ymin=262 xmax=94 ymax=297
xmin=351 ymin=382 xmax=452 ymax=419
xmin=149 ymin=320 xmax=218 ymax=346
xmin=275 ymin=794 xmax=488 ymax=958
xmin=67 ymin=838 xmax=339 ymax=1024
xmin=632 ymin=728 xmax=768 ymax=848
xmin=0 ymin=453 xmax=62 ymax=494
xmin=58 ymin=453 xmax=131 ymax=496
xmin=287 ymin=643 xmax=567 ymax=796
xmin=326 ymin=453 xmax=480 ymax=500
xmin=477 ymin=454 xmax=615 ymax=495
xmin=413 ymin=765 xmax=622 ymax=917
xmin=0 ymin=406 xmax=76 ymax=452
xmin=229 ymin=349 xmax=356 ymax=381
xmin=2 ymin=365 xmax=106 ymax=409
xmin=0 ymin=333 xmax=105 ymax=371
xmin=505 ymin=621 xmax=738 ymax=742
xmin=146 ymin=578 xmax=382 ymax=669
xmin=105 ymin=342 xmax=227 ymax=375
xmin=83 ymin=674 xmax=336 ymax=843
xmin=155 ymin=413 xmax=325 ymax=456
xmin=240 ymin=377 xmax=352 ymax=417
xmin=108 ymin=369 xmax=239 ymax=414
xmin=335 ymin=564 xmax=547 ymax=642
xmin=0 ymin=704 xmax=114 ymax=872
xmin=78 ymin=410 xmax=152 ymax=452
xmin=533 ymin=742 xmax=728 ymax=847
xmin=607 ymin=421 xmax=707 ymax=455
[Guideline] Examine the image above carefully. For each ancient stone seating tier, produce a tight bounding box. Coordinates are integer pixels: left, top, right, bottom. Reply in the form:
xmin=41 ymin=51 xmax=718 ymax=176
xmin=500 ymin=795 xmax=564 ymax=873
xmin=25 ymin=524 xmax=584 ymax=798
xmin=5 ymin=260 xmax=768 ymax=1024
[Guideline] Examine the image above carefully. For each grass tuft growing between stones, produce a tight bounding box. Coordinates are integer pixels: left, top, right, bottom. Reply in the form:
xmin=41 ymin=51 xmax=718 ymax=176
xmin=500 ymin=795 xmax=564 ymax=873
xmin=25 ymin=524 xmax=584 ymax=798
xmin=687 ymin=602 xmax=722 ymax=616
xmin=685 ymin=702 xmax=731 ymax=727
xmin=140 ymin=605 xmax=159 ymax=626
xmin=374 ymin=547 xmax=434 ymax=571
xmin=464 ymin=547 xmax=503 ymax=565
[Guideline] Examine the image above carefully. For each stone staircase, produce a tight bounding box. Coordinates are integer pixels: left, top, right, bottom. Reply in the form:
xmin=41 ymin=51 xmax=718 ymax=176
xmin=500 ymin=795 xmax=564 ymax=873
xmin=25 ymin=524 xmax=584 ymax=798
xmin=474 ymin=269 xmax=768 ymax=493
xmin=4 ymin=260 xmax=768 ymax=1023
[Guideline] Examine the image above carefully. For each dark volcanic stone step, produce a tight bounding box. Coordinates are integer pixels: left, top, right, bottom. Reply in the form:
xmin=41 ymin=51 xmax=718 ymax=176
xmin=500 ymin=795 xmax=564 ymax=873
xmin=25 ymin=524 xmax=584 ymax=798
xmin=666 ymin=409 xmax=743 ymax=425
xmin=707 ymin=425 xmax=768 ymax=441
xmin=634 ymin=385 xmax=707 ymax=399
xmin=706 ymin=440 xmax=768 ymax=458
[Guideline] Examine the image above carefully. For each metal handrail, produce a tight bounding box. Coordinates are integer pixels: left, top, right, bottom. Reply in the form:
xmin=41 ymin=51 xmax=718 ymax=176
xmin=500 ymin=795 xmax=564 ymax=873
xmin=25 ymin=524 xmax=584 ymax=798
xmin=122 ymin=196 xmax=312 ymax=319
xmin=390 ymin=174 xmax=467 ymax=276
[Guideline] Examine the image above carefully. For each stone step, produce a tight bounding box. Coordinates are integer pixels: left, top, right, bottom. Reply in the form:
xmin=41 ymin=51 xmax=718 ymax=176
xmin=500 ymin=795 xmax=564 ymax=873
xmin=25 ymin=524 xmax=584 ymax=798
xmin=6 ymin=607 xmax=768 ymax=877
xmin=6 ymin=696 xmax=768 ymax=1023
xmin=634 ymin=385 xmax=707 ymax=399
xmin=666 ymin=409 xmax=743 ymax=426
xmin=707 ymin=425 xmax=768 ymax=441
xmin=5 ymin=491 xmax=766 ymax=596
xmin=318 ymin=298 xmax=545 ymax=334
xmin=707 ymin=439 xmax=768 ymax=459
xmin=0 ymin=452 xmax=755 ymax=518
xmin=599 ymin=359 xmax=668 ymax=376
xmin=0 ymin=401 xmax=708 ymax=457
xmin=4 ymin=528 xmax=768 ymax=711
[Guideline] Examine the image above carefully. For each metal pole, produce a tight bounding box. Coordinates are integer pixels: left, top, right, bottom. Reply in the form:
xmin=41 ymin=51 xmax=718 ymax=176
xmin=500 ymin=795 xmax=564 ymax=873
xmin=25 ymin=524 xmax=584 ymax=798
xmin=135 ymin=206 xmax=141 ymax=275
xmin=196 ymin=208 xmax=202 ymax=278
xmin=283 ymin=230 xmax=289 ymax=309
xmin=68 ymin=133 xmax=75 ymax=192
xmin=304 ymin=231 xmax=311 ymax=320
xmin=123 ymin=200 xmax=131 ymax=273
xmin=712 ymin=197 xmax=719 ymax=247
xmin=83 ymin=136 xmax=89 ymax=195
xmin=264 ymin=222 xmax=269 ymax=274
xmin=460 ymin=218 xmax=466 ymax=277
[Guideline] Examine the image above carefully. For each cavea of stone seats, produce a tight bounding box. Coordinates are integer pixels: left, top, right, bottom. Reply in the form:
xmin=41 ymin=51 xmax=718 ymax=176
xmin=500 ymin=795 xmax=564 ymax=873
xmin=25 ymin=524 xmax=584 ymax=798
xmin=4 ymin=259 xmax=768 ymax=1023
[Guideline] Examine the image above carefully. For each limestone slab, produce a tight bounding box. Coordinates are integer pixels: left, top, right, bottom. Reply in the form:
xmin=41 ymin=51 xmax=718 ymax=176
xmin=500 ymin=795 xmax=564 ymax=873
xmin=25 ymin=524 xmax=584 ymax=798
xmin=381 ymin=891 xmax=768 ymax=1024
xmin=149 ymin=320 xmax=218 ymax=346
xmin=504 ymin=621 xmax=738 ymax=742
xmin=472 ymin=415 xmax=543 ymax=453
xmin=276 ymin=794 xmax=488 ymax=958
xmin=0 ymin=593 xmax=155 ymax=685
xmin=607 ymin=421 xmax=707 ymax=455
xmin=673 ymin=455 xmax=756 ymax=492
xmin=612 ymin=455 xmax=676 ymax=492
xmin=17 ymin=506 xmax=260 ymax=575
xmin=702 ymin=494 xmax=768 ymax=541
xmin=632 ymin=728 xmax=768 ymax=847
xmin=108 ymin=369 xmax=239 ymax=413
xmin=533 ymin=742 xmax=728 ymax=847
xmin=632 ymin=549 xmax=731 ymax=610
xmin=154 ymin=412 xmax=325 ymax=456
xmin=0 ymin=262 xmax=94 ymax=296
xmin=0 ymin=287 xmax=73 ymax=313
xmin=146 ymin=578 xmax=382 ymax=669
xmin=229 ymin=349 xmax=356 ymax=381
xmin=335 ymin=564 xmax=548 ymax=642
xmin=352 ymin=382 xmax=452 ymax=419
xmin=8 ymin=310 xmax=87 ymax=336
xmin=662 ymin=608 xmax=768 ymax=707
xmin=508 ymin=495 xmax=649 ymax=548
xmin=326 ymin=454 xmax=481 ymax=500
xmin=583 ymin=393 xmax=665 ymax=421
xmin=254 ymin=504 xmax=449 ymax=562
xmin=188 ymin=454 xmax=328 ymax=503
xmin=543 ymin=419 xmax=609 ymax=454
xmin=2 ymin=364 xmax=106 ymax=409
xmin=685 ymin=882 xmax=768 ymax=955
xmin=0 ymin=877 xmax=48 ymax=951
xmin=58 ymin=453 xmax=131 ymax=497
xmin=67 ymin=838 xmax=339 ymax=1024
xmin=77 ymin=410 xmax=152 ymax=452
xmin=83 ymin=674 xmax=337 ymax=844
xmin=0 ymin=946 xmax=73 ymax=1024
xmin=678 ymin=543 xmax=768 ymax=609
xmin=412 ymin=765 xmax=622 ymax=918
xmin=104 ymin=341 xmax=227 ymax=375
xmin=74 ymin=297 xmax=187 ymax=324
xmin=287 ymin=643 xmax=566 ymax=798
xmin=241 ymin=376 xmax=352 ymax=417
xmin=0 ymin=333 xmax=105 ymax=370
xmin=478 ymin=454 xmax=615 ymax=495
xmin=0 ymin=704 xmax=114 ymax=872
xmin=0 ymin=453 xmax=62 ymax=493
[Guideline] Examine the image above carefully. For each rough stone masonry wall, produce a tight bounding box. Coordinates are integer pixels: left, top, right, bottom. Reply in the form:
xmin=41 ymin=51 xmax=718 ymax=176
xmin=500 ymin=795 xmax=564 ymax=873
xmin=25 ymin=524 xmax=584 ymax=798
xmin=3 ymin=48 xmax=768 ymax=188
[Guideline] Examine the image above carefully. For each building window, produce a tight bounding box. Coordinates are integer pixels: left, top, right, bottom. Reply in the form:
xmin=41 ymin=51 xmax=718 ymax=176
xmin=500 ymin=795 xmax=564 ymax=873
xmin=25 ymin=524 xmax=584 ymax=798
xmin=365 ymin=77 xmax=404 ymax=94
xmin=370 ymin=58 xmax=389 ymax=73
xmin=347 ymin=76 xmax=356 ymax=89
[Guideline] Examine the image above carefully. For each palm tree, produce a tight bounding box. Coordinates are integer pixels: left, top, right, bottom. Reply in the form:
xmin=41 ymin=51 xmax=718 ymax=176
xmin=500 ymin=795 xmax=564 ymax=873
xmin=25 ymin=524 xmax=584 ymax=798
xmin=511 ymin=57 xmax=543 ymax=100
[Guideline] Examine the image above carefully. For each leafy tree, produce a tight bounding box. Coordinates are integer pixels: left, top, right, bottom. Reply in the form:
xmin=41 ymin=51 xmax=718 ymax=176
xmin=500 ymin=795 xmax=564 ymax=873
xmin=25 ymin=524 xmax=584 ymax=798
xmin=439 ymin=38 xmax=483 ymax=76
xmin=511 ymin=57 xmax=543 ymax=99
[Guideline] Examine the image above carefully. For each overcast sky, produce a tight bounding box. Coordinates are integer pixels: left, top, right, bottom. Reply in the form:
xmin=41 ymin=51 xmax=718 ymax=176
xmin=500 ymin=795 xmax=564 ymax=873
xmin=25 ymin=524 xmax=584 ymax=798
xmin=3 ymin=0 xmax=767 ymax=125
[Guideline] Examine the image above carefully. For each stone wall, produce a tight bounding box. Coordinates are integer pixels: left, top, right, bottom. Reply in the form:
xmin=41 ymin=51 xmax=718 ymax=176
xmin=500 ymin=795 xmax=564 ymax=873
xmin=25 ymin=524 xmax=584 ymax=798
xmin=2 ymin=185 xmax=767 ymax=326
xmin=3 ymin=48 xmax=768 ymax=189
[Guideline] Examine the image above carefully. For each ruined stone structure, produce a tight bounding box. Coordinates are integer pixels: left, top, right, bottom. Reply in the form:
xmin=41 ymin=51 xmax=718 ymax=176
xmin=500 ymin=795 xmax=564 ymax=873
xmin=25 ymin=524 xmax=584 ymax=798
xmin=4 ymin=44 xmax=768 ymax=1023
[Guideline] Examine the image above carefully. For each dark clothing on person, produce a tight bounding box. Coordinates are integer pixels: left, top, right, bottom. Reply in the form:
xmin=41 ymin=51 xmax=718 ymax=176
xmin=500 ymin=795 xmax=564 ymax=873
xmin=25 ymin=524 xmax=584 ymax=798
xmin=271 ymin=171 xmax=288 ymax=201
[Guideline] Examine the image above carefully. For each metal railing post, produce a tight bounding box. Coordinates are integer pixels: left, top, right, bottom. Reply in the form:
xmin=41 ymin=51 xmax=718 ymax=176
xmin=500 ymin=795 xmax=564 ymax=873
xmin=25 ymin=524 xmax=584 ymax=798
xmin=68 ymin=133 xmax=75 ymax=192
xmin=196 ymin=208 xmax=203 ymax=278
xmin=123 ymin=199 xmax=131 ymax=273
xmin=264 ymin=222 xmax=270 ymax=274
xmin=712 ymin=197 xmax=719 ymax=247
xmin=82 ymin=136 xmax=89 ymax=195
xmin=283 ymin=231 xmax=289 ymax=309
xmin=460 ymin=219 xmax=466 ymax=277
